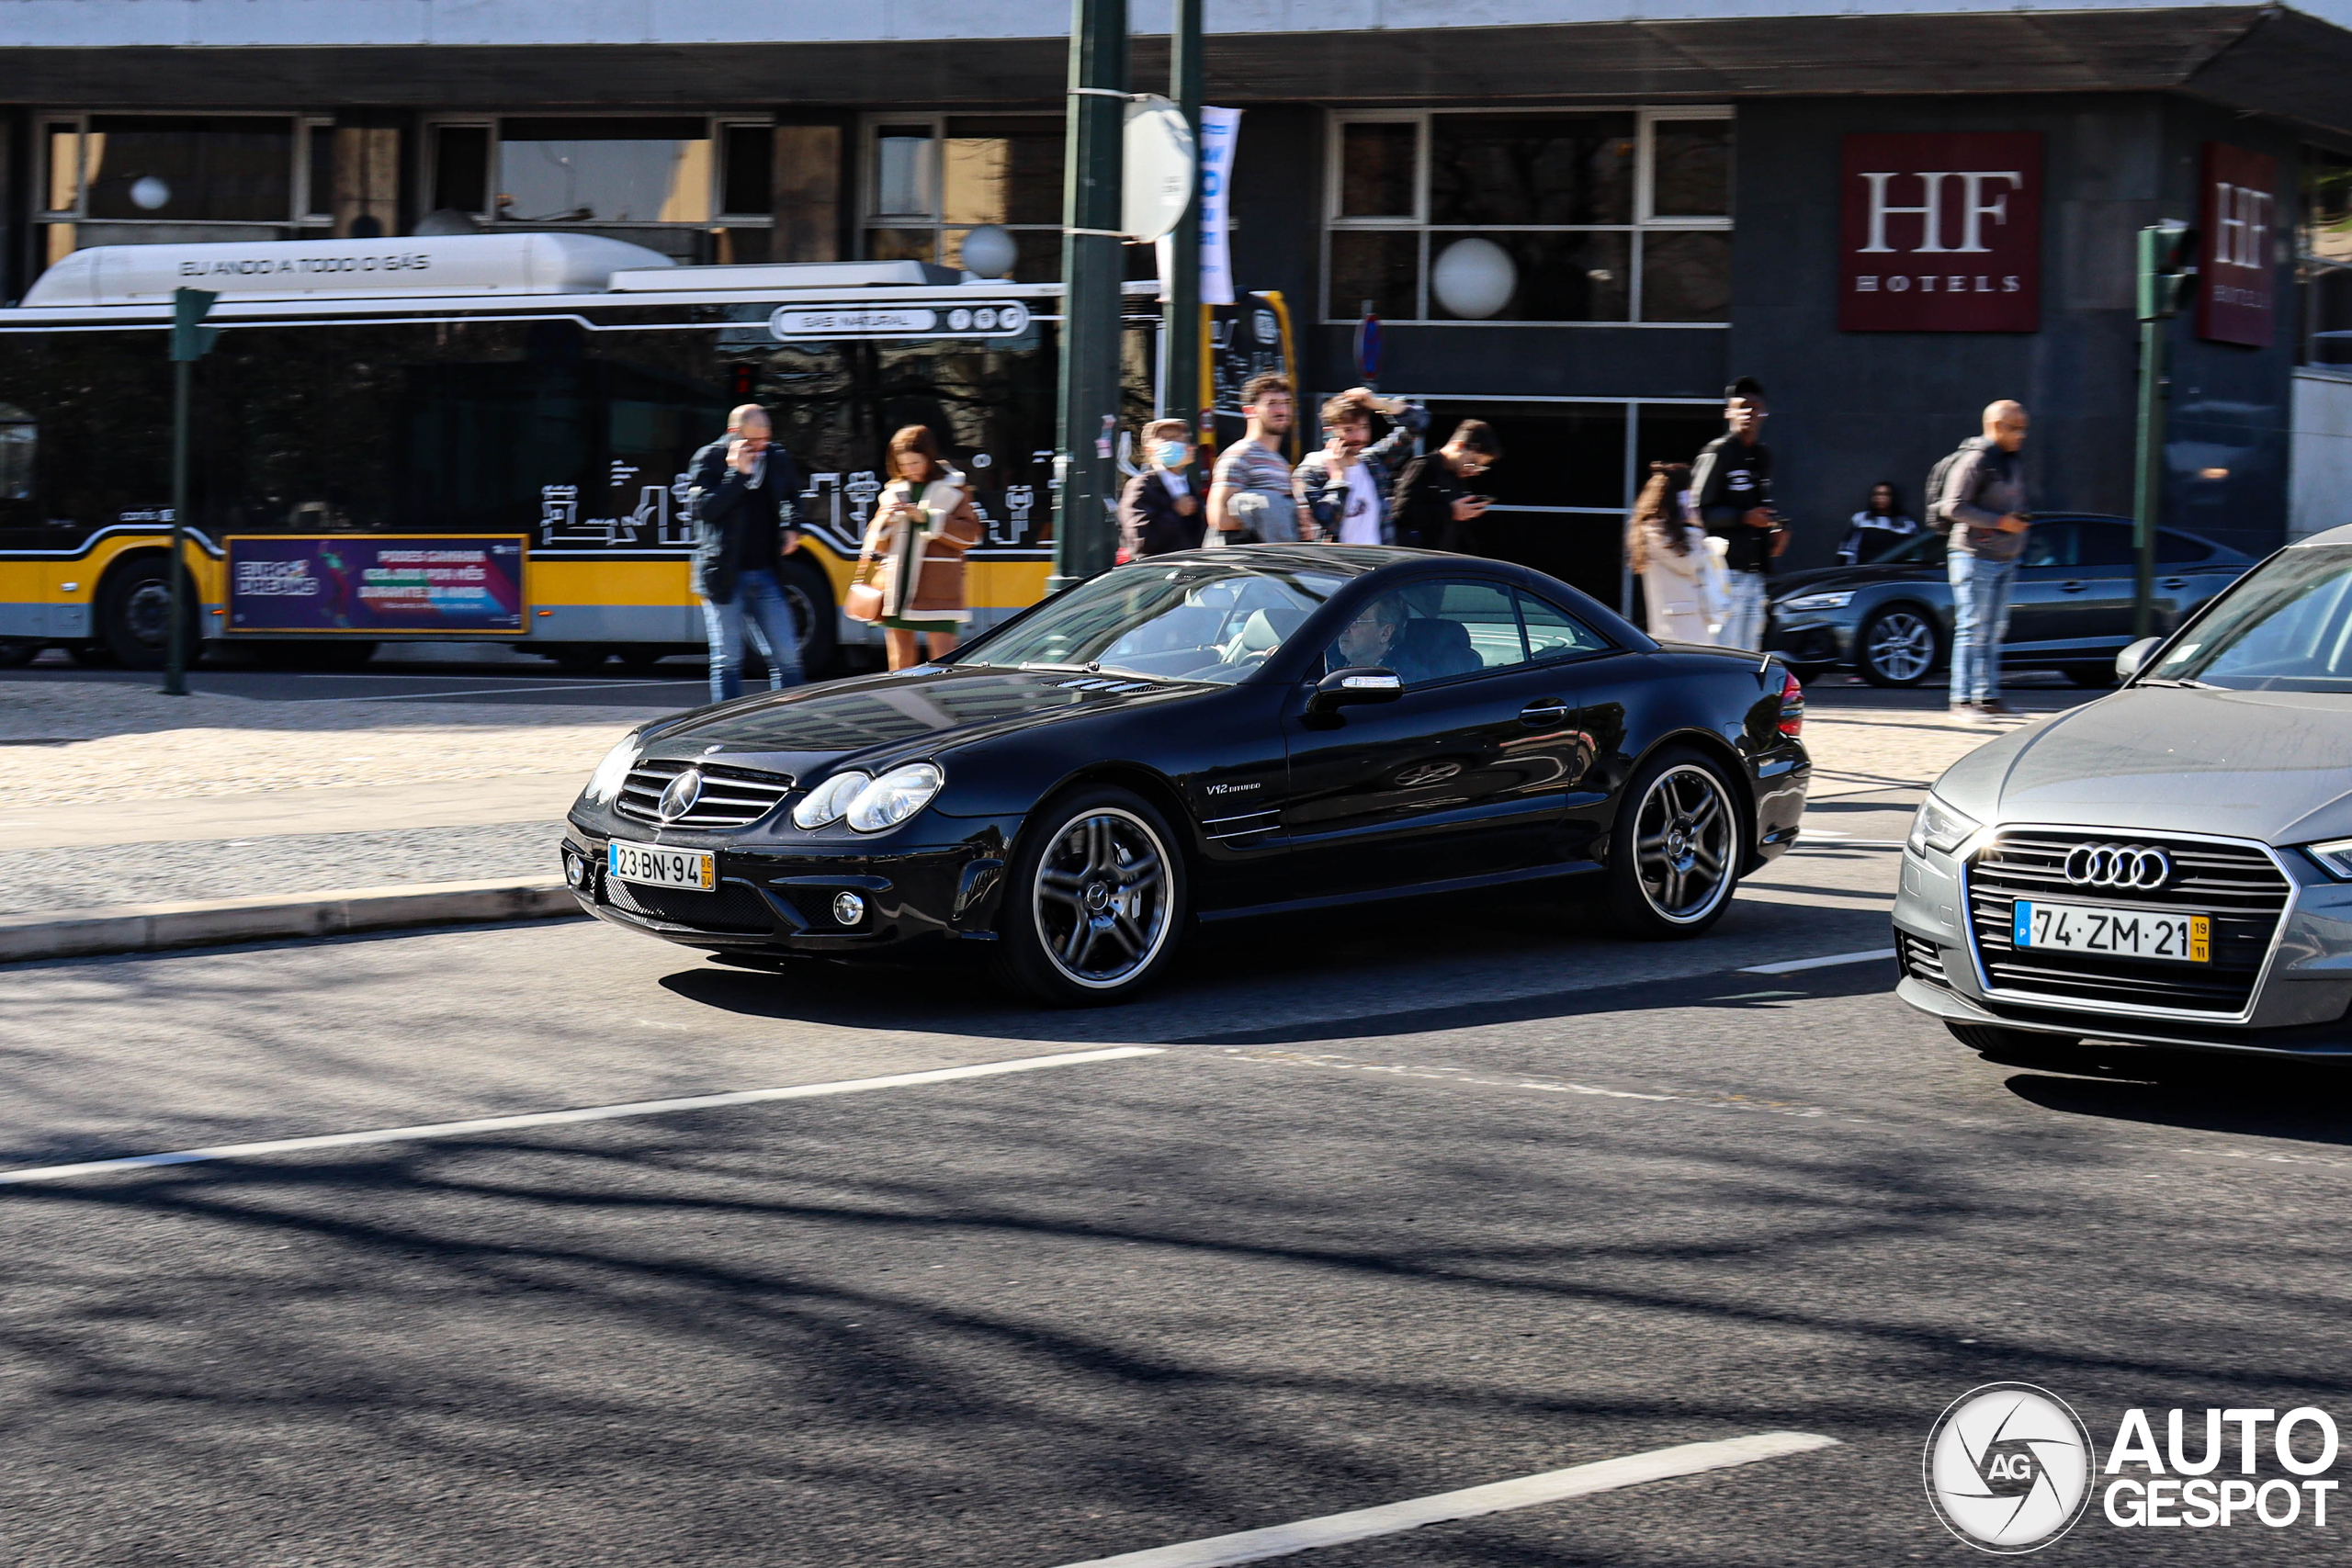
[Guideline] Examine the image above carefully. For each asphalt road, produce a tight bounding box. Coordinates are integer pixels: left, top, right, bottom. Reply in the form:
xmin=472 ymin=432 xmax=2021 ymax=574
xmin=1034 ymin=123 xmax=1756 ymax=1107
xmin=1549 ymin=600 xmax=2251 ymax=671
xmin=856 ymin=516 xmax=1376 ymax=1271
xmin=6 ymin=795 xmax=2351 ymax=1566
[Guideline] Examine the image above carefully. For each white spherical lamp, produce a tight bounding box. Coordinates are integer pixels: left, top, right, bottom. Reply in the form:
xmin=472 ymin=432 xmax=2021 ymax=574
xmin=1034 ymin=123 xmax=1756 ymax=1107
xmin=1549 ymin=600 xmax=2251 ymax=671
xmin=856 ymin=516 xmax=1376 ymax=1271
xmin=130 ymin=175 xmax=172 ymax=211
xmin=960 ymin=224 xmax=1019 ymax=280
xmin=1432 ymin=237 xmax=1517 ymax=320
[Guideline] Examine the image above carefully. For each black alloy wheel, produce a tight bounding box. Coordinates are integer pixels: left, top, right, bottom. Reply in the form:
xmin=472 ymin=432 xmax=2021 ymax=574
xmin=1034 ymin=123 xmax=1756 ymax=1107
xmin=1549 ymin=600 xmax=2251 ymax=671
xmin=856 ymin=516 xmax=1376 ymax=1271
xmin=97 ymin=554 xmax=196 ymax=671
xmin=1856 ymin=604 xmax=1940 ymax=687
xmin=997 ymin=785 xmax=1186 ymax=1005
xmin=1602 ymin=749 xmax=1743 ymax=939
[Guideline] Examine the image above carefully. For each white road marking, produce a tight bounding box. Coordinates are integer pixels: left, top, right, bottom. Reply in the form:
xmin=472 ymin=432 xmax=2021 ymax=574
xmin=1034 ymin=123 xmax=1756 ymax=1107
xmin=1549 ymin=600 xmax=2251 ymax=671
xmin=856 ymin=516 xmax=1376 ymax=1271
xmin=1738 ymin=947 xmax=1897 ymax=975
xmin=1046 ymin=1432 xmax=1839 ymax=1568
xmin=0 ymin=1047 xmax=1162 ymax=1188
xmin=295 ymin=679 xmax=699 ymax=704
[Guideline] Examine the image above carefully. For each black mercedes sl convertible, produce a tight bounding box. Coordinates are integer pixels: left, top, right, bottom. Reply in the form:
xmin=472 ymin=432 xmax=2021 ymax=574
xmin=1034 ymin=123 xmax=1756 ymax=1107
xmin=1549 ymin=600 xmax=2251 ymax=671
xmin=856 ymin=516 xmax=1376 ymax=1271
xmin=560 ymin=546 xmax=1811 ymax=1004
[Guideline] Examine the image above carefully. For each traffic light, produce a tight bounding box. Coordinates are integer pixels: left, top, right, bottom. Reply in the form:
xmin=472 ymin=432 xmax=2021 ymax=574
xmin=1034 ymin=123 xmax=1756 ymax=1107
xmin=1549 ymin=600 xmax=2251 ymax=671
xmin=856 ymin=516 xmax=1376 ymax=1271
xmin=2136 ymin=222 xmax=2198 ymax=322
xmin=170 ymin=287 xmax=219 ymax=361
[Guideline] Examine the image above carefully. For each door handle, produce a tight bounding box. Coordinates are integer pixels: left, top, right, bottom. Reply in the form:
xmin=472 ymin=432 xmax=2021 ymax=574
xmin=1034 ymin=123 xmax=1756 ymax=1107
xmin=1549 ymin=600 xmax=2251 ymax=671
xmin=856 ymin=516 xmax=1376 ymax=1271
xmin=2057 ymin=581 xmax=2087 ymax=593
xmin=1520 ymin=699 xmax=1571 ymax=725
xmin=2161 ymin=577 xmax=2188 ymax=590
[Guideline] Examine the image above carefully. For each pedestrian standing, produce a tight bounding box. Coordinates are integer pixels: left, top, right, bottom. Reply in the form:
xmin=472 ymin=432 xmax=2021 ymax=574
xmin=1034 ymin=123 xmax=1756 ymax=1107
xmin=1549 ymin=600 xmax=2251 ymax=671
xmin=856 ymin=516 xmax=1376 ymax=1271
xmin=1690 ymin=377 xmax=1786 ymax=650
xmin=1837 ymin=480 xmax=1921 ymax=565
xmin=1116 ymin=419 xmax=1207 ymax=558
xmin=1627 ymin=461 xmax=1716 ymax=644
xmin=854 ymin=424 xmax=985 ymax=671
xmin=1391 ymin=420 xmax=1500 ymax=553
xmin=1938 ymin=400 xmax=2032 ymax=718
xmin=1207 ymin=373 xmax=1309 ymax=544
xmin=686 ymin=403 xmax=806 ymax=704
xmin=1297 ymin=389 xmax=1428 ymax=545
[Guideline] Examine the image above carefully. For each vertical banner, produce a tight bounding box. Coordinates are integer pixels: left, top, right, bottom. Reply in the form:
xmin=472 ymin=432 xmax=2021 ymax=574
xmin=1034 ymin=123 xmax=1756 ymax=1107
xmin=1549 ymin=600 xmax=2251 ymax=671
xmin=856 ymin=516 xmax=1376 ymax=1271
xmin=1838 ymin=132 xmax=2043 ymax=333
xmin=2199 ymin=143 xmax=2279 ymax=347
xmin=1197 ymin=107 xmax=1242 ymax=308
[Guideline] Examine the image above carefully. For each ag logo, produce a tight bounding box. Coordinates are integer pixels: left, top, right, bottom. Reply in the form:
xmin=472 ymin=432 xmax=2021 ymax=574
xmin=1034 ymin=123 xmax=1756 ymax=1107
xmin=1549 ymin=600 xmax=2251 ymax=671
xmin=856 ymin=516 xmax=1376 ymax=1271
xmin=1925 ymin=1383 xmax=2092 ymax=1553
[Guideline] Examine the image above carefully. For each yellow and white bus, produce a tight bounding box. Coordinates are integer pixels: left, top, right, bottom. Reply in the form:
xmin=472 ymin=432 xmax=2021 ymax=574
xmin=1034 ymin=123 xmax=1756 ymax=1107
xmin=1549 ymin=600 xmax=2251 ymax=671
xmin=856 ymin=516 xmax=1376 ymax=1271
xmin=0 ymin=232 xmax=1159 ymax=670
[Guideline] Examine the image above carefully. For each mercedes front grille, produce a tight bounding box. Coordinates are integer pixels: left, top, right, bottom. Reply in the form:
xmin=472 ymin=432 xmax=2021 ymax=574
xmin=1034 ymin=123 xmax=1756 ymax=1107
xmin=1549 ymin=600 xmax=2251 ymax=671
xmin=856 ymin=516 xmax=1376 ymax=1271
xmin=615 ymin=758 xmax=796 ymax=829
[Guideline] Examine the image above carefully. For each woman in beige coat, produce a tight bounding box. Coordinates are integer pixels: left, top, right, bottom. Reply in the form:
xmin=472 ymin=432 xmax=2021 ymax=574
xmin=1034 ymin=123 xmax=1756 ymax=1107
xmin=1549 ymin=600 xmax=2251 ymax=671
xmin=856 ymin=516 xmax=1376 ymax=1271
xmin=855 ymin=424 xmax=986 ymax=671
xmin=1627 ymin=461 xmax=1717 ymax=646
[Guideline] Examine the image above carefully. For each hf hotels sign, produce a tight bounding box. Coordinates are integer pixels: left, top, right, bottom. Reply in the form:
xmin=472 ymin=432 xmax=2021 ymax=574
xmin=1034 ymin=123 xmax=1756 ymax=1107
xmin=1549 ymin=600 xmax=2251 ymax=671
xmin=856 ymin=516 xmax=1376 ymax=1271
xmin=2199 ymin=143 xmax=2278 ymax=347
xmin=1838 ymin=132 xmax=2043 ymax=333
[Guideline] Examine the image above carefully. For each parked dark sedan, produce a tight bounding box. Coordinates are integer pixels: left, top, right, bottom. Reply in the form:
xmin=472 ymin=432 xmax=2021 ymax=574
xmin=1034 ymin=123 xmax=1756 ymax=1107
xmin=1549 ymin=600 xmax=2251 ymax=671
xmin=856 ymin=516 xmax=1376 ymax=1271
xmin=561 ymin=547 xmax=1811 ymax=1004
xmin=1767 ymin=514 xmax=2251 ymax=687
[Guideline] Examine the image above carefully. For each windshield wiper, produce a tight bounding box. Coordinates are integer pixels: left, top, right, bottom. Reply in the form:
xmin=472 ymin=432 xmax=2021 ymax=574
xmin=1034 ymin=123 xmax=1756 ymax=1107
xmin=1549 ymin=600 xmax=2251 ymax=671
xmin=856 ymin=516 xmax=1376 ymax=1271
xmin=1018 ymin=661 xmax=1101 ymax=673
xmin=2137 ymin=677 xmax=2218 ymax=689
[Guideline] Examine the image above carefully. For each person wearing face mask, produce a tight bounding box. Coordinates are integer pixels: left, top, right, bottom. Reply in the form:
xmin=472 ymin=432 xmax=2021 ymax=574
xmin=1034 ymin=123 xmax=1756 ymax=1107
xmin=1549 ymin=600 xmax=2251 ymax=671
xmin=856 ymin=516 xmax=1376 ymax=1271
xmin=1116 ymin=419 xmax=1208 ymax=558
xmin=1297 ymin=389 xmax=1428 ymax=546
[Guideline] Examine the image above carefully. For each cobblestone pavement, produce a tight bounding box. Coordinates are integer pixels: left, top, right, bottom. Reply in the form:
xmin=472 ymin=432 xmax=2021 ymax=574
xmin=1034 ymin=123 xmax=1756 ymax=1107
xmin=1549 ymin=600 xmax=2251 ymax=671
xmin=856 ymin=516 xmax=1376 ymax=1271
xmin=0 ymin=672 xmax=2100 ymax=915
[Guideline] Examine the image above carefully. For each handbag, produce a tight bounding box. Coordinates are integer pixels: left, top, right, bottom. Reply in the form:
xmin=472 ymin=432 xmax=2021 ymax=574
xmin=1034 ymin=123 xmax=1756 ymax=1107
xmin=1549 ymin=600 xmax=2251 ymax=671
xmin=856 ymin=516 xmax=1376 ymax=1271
xmin=844 ymin=581 xmax=884 ymax=623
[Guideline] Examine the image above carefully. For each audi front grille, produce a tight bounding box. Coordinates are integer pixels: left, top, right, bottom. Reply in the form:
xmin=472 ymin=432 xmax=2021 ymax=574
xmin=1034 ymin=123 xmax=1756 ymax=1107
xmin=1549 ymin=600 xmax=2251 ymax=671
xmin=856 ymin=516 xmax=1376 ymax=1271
xmin=615 ymin=758 xmax=796 ymax=829
xmin=1964 ymin=830 xmax=2292 ymax=1017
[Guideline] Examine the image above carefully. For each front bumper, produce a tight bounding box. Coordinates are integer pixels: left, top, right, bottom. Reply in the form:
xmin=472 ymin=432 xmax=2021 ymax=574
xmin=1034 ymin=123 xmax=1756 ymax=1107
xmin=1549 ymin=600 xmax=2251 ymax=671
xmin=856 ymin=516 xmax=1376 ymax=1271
xmin=1766 ymin=614 xmax=1851 ymax=670
xmin=1892 ymin=833 xmax=2352 ymax=1058
xmin=560 ymin=816 xmax=1012 ymax=957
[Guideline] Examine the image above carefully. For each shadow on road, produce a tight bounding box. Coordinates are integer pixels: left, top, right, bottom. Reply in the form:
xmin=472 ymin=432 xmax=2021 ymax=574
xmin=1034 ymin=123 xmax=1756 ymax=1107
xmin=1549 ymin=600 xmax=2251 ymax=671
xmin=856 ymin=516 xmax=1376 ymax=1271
xmin=2002 ymin=1054 xmax=2352 ymax=1148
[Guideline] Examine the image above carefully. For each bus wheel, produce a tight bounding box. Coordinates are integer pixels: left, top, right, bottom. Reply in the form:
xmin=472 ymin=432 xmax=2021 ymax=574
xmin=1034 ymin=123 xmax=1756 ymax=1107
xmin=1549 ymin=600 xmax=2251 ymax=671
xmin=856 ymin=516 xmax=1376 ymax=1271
xmin=778 ymin=553 xmax=838 ymax=677
xmin=98 ymin=554 xmax=195 ymax=671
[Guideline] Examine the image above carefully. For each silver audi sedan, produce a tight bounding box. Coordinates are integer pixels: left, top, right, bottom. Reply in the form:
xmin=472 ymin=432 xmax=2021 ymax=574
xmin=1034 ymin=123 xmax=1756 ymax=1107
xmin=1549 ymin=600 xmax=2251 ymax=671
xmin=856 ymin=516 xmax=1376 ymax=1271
xmin=1896 ymin=523 xmax=2352 ymax=1058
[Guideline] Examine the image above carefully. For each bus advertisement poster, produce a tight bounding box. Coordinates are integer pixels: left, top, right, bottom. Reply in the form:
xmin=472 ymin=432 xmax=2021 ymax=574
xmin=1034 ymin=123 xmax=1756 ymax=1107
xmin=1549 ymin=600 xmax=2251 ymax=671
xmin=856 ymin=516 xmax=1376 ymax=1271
xmin=226 ymin=536 xmax=527 ymax=635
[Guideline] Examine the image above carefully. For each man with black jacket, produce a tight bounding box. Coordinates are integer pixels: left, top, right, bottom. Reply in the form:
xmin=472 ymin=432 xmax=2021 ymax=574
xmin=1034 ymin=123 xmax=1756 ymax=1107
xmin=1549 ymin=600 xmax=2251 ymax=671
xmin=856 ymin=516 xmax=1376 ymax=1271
xmin=1689 ymin=376 xmax=1787 ymax=650
xmin=687 ymin=404 xmax=807 ymax=703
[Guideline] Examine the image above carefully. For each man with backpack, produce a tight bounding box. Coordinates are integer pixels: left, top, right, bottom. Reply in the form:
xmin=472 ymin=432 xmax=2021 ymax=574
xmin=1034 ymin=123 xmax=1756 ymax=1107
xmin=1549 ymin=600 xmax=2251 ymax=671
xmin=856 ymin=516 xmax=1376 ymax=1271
xmin=1931 ymin=400 xmax=2032 ymax=719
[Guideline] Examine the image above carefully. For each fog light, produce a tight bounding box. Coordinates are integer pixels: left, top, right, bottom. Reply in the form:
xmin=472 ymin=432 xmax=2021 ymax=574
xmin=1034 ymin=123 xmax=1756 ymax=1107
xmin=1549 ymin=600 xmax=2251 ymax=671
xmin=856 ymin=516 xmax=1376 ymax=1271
xmin=831 ymin=891 xmax=866 ymax=926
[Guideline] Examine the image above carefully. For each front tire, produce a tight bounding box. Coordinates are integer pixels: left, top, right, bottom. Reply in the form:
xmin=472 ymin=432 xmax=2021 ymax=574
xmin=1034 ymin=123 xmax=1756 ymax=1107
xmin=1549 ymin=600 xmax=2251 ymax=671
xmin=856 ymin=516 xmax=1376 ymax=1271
xmin=1856 ymin=604 xmax=1940 ymax=687
xmin=995 ymin=785 xmax=1187 ymax=1006
xmin=98 ymin=554 xmax=195 ymax=671
xmin=1601 ymin=749 xmax=1743 ymax=939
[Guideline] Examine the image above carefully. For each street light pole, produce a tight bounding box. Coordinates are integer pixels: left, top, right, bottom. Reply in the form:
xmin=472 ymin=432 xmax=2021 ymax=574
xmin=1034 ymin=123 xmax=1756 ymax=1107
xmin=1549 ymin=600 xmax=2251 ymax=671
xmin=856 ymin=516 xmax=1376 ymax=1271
xmin=1163 ymin=0 xmax=1204 ymax=452
xmin=1048 ymin=0 xmax=1128 ymax=594
xmin=165 ymin=287 xmax=219 ymax=697
xmin=2132 ymin=223 xmax=2196 ymax=641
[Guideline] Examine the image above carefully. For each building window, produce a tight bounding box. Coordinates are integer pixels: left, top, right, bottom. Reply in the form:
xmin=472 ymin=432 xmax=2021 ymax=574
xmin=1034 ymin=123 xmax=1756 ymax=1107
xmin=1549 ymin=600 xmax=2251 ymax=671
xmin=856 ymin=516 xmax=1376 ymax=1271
xmin=861 ymin=115 xmax=1069 ymax=281
xmin=1324 ymin=108 xmax=1733 ymax=324
xmin=2302 ymin=146 xmax=2352 ymax=369
xmin=33 ymin=112 xmax=337 ymax=265
xmin=421 ymin=116 xmax=776 ymax=263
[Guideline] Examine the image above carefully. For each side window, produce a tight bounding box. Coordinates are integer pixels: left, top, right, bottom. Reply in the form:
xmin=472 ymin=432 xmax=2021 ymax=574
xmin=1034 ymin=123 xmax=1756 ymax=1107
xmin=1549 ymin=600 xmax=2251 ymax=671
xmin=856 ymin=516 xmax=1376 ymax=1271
xmin=1515 ymin=590 xmax=1611 ymax=660
xmin=2074 ymin=522 xmax=2138 ymax=569
xmin=2020 ymin=522 xmax=2078 ymax=569
xmin=2158 ymin=530 xmax=2215 ymax=565
xmin=1321 ymin=578 xmax=1524 ymax=686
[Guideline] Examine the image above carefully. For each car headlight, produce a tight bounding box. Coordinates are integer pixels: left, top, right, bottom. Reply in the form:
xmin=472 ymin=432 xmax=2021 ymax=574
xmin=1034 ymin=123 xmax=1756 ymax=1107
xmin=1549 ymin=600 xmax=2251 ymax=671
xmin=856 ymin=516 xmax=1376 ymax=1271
xmin=1907 ymin=794 xmax=1981 ymax=857
xmin=1778 ymin=591 xmax=1854 ymax=613
xmin=2303 ymin=838 xmax=2352 ymax=880
xmin=791 ymin=770 xmax=871 ymax=829
xmin=847 ymin=762 xmax=945 ymax=833
xmin=583 ymin=736 xmax=639 ymax=804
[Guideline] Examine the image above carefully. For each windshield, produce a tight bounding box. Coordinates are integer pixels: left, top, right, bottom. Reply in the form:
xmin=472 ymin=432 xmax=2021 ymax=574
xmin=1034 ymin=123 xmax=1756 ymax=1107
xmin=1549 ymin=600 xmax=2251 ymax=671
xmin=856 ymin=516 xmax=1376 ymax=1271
xmin=952 ymin=559 xmax=1353 ymax=683
xmin=2146 ymin=544 xmax=2352 ymax=693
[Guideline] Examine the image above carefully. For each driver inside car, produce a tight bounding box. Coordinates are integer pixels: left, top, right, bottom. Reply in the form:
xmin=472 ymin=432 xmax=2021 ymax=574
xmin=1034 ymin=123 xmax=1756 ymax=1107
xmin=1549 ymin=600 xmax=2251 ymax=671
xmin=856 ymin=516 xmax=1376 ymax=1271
xmin=1326 ymin=596 xmax=1408 ymax=679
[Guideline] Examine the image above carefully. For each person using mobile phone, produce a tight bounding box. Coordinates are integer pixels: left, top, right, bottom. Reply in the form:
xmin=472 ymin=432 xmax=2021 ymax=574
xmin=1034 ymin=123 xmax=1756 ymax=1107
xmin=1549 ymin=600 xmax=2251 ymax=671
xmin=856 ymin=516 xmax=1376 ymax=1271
xmin=1938 ymin=399 xmax=2032 ymax=718
xmin=1690 ymin=376 xmax=1778 ymax=651
xmin=1392 ymin=419 xmax=1502 ymax=553
xmin=1297 ymin=389 xmax=1428 ymax=546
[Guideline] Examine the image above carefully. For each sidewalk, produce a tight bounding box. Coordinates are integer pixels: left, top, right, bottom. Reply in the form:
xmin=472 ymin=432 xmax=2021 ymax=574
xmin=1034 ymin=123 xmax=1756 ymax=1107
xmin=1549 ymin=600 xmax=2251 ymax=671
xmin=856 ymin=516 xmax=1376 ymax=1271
xmin=0 ymin=671 xmax=2087 ymax=946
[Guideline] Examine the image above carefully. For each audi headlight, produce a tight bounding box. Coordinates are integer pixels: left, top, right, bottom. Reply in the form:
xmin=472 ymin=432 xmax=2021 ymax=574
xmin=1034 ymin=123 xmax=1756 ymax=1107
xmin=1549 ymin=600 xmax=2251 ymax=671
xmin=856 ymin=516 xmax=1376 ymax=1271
xmin=1779 ymin=591 xmax=1854 ymax=613
xmin=2303 ymin=838 xmax=2352 ymax=880
xmin=583 ymin=736 xmax=640 ymax=805
xmin=846 ymin=763 xmax=945 ymax=833
xmin=791 ymin=770 xmax=871 ymax=829
xmin=1907 ymin=794 xmax=1980 ymax=857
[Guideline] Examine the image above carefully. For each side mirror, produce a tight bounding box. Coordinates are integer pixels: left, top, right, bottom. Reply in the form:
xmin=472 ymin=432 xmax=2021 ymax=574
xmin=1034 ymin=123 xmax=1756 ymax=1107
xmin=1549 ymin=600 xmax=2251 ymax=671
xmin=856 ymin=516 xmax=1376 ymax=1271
xmin=2115 ymin=636 xmax=2162 ymax=682
xmin=1307 ymin=666 xmax=1404 ymax=715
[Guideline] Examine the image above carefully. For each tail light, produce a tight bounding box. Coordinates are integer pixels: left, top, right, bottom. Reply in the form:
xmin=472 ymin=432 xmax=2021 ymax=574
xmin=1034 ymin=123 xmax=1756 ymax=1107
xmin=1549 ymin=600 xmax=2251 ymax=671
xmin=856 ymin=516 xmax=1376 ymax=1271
xmin=1777 ymin=667 xmax=1804 ymax=737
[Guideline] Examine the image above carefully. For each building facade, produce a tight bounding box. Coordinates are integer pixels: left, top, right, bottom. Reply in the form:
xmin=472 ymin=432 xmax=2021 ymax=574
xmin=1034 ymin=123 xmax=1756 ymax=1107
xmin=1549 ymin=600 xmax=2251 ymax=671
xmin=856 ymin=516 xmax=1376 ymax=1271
xmin=5 ymin=0 xmax=2351 ymax=601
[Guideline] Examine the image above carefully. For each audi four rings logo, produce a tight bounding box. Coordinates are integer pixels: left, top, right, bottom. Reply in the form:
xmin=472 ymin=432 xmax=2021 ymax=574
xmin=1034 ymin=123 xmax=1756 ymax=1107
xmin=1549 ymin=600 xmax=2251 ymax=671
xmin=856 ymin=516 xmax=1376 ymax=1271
xmin=2063 ymin=843 xmax=2172 ymax=891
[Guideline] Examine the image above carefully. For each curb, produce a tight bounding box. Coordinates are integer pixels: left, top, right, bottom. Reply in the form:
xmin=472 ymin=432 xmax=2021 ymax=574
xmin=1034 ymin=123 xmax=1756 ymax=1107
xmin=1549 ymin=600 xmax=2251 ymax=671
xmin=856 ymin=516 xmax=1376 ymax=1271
xmin=0 ymin=878 xmax=582 ymax=964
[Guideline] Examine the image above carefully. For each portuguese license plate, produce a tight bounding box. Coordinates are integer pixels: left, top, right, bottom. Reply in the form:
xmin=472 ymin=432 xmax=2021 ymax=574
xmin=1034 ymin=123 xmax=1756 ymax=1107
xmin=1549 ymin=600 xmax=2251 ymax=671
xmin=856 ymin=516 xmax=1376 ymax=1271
xmin=2013 ymin=899 xmax=2209 ymax=963
xmin=607 ymin=840 xmax=715 ymax=891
